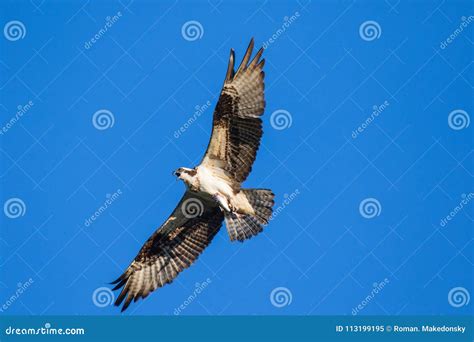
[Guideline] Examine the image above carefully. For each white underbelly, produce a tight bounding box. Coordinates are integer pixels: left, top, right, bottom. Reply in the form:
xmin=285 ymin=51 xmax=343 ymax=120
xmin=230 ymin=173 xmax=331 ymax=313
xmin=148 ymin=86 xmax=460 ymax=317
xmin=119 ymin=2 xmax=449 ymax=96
xmin=195 ymin=166 xmax=254 ymax=214
xmin=196 ymin=166 xmax=234 ymax=198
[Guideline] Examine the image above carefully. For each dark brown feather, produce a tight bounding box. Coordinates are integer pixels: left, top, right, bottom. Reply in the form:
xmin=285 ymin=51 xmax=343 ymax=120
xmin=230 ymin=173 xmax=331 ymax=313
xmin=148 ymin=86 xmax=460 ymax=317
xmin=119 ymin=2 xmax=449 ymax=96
xmin=201 ymin=39 xmax=266 ymax=186
xmin=112 ymin=192 xmax=223 ymax=312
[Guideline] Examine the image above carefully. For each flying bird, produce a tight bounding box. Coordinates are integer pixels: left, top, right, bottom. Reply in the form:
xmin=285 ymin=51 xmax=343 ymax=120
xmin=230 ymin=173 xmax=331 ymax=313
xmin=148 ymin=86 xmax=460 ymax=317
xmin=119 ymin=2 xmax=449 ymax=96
xmin=111 ymin=39 xmax=274 ymax=311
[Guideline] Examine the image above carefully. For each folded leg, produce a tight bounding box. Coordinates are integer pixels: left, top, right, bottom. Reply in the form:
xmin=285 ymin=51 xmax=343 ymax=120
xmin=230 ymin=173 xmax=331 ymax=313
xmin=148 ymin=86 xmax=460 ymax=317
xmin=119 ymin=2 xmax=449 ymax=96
xmin=212 ymin=193 xmax=231 ymax=212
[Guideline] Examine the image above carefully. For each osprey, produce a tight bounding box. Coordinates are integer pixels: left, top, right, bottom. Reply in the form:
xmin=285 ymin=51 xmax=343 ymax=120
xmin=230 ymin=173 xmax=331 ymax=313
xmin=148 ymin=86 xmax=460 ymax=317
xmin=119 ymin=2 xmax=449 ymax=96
xmin=111 ymin=39 xmax=274 ymax=311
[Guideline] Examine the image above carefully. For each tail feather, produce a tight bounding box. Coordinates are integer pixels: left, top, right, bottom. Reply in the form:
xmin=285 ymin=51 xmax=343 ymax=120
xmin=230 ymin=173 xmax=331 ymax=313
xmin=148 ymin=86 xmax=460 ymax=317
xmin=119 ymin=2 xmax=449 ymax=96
xmin=225 ymin=189 xmax=274 ymax=241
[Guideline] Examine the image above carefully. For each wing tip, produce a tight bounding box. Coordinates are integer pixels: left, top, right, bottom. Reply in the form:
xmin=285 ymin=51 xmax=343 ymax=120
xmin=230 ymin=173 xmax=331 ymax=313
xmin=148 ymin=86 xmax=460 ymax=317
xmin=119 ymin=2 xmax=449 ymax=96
xmin=249 ymin=37 xmax=255 ymax=49
xmin=235 ymin=38 xmax=256 ymax=75
xmin=225 ymin=48 xmax=236 ymax=81
xmin=110 ymin=272 xmax=126 ymax=284
xmin=233 ymin=37 xmax=265 ymax=78
xmin=121 ymin=297 xmax=132 ymax=312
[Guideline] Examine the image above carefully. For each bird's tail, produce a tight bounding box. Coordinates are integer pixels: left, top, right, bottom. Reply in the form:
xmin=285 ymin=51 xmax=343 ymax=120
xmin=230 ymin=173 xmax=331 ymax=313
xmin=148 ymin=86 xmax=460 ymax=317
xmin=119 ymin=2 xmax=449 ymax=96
xmin=224 ymin=189 xmax=274 ymax=242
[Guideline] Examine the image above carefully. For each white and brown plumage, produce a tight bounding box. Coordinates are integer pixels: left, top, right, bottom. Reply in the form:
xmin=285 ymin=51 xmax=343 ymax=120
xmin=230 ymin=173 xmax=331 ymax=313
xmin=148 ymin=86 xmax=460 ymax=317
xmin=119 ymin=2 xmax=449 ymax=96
xmin=111 ymin=39 xmax=274 ymax=311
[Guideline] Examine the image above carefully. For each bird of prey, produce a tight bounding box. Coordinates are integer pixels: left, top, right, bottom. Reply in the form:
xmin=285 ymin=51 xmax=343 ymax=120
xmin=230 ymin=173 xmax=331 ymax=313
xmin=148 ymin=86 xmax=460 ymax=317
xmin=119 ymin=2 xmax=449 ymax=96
xmin=111 ymin=39 xmax=274 ymax=311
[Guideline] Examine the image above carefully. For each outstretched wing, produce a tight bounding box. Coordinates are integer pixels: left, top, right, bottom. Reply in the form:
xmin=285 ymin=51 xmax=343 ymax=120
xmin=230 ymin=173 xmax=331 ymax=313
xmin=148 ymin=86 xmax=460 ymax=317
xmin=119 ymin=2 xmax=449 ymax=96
xmin=200 ymin=38 xmax=265 ymax=186
xmin=111 ymin=192 xmax=224 ymax=312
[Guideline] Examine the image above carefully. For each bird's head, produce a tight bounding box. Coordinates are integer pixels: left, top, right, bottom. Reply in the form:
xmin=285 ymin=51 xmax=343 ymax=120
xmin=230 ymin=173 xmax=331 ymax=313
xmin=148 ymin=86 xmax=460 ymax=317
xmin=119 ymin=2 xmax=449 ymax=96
xmin=173 ymin=167 xmax=196 ymax=186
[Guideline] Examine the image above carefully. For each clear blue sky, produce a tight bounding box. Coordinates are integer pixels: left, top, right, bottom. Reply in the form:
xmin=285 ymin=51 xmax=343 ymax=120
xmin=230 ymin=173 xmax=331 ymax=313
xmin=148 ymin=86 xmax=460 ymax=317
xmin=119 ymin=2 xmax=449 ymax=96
xmin=0 ymin=0 xmax=472 ymax=316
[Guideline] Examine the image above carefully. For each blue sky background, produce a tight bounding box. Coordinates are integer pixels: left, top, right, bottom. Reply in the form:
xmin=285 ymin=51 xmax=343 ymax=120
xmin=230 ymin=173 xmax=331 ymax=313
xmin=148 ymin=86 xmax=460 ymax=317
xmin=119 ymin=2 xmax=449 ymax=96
xmin=0 ymin=0 xmax=473 ymax=316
